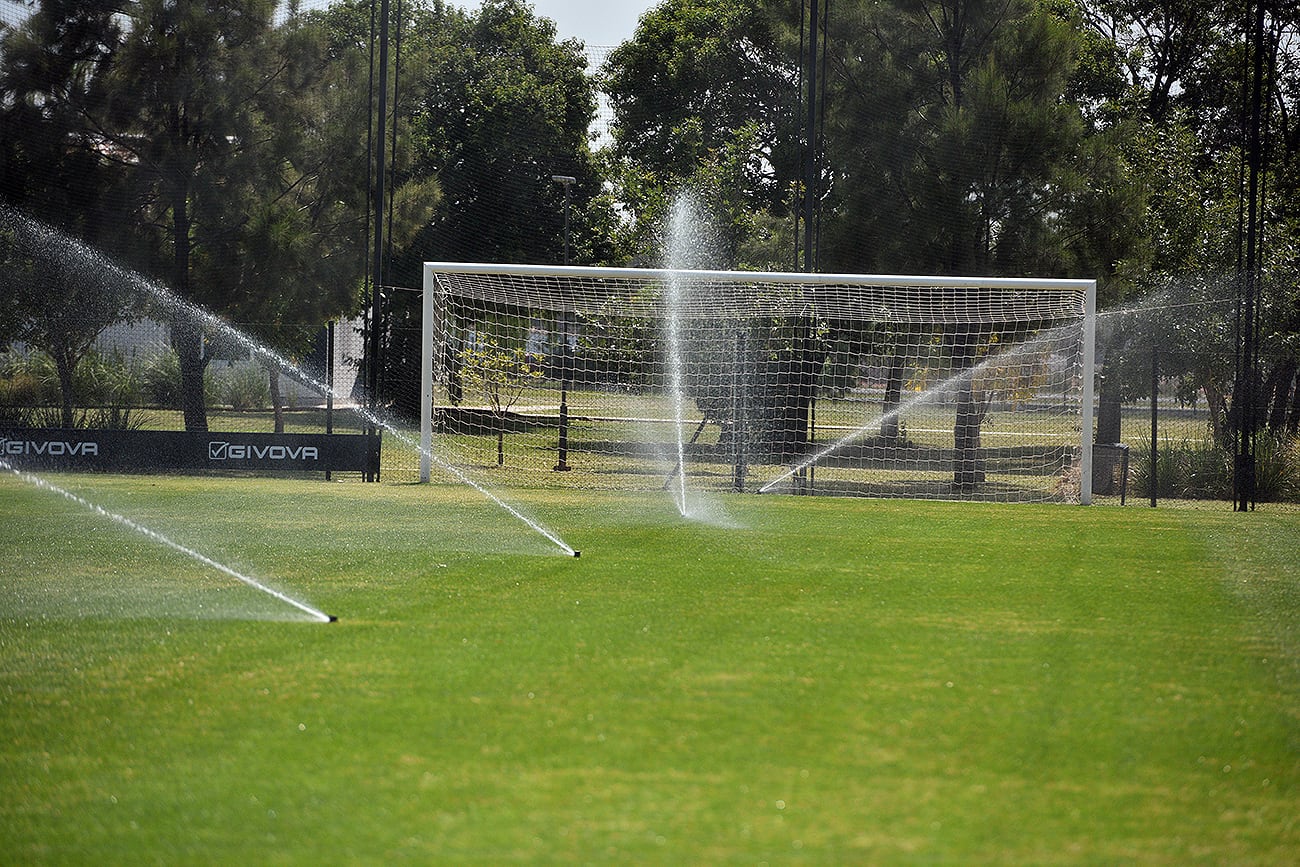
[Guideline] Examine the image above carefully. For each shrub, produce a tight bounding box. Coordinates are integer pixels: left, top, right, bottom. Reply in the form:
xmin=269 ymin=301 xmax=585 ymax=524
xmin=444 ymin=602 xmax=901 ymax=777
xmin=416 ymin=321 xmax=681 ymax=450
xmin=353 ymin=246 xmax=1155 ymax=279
xmin=1254 ymin=433 xmax=1300 ymax=503
xmin=213 ymin=363 xmax=270 ymax=411
xmin=1131 ymin=433 xmax=1232 ymax=501
xmin=140 ymin=352 xmax=183 ymax=407
xmin=0 ymin=351 xmax=59 ymax=405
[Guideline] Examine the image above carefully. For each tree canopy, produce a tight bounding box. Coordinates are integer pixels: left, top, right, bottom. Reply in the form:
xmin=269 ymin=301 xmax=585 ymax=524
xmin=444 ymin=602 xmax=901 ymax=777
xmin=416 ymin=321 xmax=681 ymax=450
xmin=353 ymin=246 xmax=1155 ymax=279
xmin=1 ymin=0 xmax=1296 ymax=443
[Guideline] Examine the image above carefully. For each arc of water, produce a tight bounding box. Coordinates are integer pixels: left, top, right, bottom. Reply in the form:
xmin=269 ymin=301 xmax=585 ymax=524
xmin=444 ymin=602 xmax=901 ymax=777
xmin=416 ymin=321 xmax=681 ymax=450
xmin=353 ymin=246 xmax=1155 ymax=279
xmin=758 ymin=322 xmax=1083 ymax=493
xmin=2 ymin=207 xmax=577 ymax=557
xmin=152 ymin=295 xmax=578 ymax=555
xmin=1 ymin=458 xmax=334 ymax=622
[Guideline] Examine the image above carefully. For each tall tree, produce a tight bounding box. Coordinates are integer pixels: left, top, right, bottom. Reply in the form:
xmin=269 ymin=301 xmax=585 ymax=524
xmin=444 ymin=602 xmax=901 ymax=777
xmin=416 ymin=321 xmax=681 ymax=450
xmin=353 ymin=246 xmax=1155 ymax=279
xmin=404 ymin=0 xmax=604 ymax=267
xmin=811 ymin=0 xmax=1117 ymax=488
xmin=378 ymin=0 xmax=605 ymax=418
xmin=0 ymin=0 xmax=143 ymax=425
xmin=603 ymin=0 xmax=800 ymax=268
xmin=1 ymin=0 xmax=420 ymax=432
xmin=1077 ymin=0 xmax=1300 ymax=444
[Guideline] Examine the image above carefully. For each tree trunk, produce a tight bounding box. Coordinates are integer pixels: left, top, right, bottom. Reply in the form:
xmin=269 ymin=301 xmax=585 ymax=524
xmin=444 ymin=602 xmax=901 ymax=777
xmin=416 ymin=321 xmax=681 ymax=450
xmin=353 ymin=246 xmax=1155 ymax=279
xmin=497 ymin=419 xmax=505 ymax=466
xmin=1096 ymin=367 xmax=1122 ymax=445
xmin=766 ymin=319 xmax=821 ymax=462
xmin=171 ymin=185 xmax=207 ymax=432
xmin=881 ymin=346 xmax=905 ymax=443
xmin=951 ymin=328 xmax=985 ymax=492
xmin=1092 ymin=362 xmax=1124 ymax=495
xmin=54 ymin=349 xmax=77 ymax=429
xmin=1289 ymin=371 xmax=1300 ymax=434
xmin=1265 ymin=358 xmax=1296 ymax=432
xmin=173 ymin=319 xmax=208 ymax=433
xmin=1203 ymin=378 xmax=1230 ymax=448
xmin=269 ymin=366 xmax=285 ymax=434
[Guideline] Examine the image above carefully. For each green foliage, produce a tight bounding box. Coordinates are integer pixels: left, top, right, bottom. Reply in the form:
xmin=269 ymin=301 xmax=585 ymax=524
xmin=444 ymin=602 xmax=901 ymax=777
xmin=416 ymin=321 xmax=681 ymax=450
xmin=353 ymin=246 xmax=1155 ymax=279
xmin=603 ymin=0 xmax=798 ymax=266
xmin=1131 ymin=432 xmax=1233 ymax=501
xmin=1128 ymin=430 xmax=1300 ymax=503
xmin=211 ymin=363 xmax=272 ymax=412
xmin=457 ymin=334 xmax=543 ymax=465
xmin=1253 ymin=432 xmax=1300 ymax=503
xmin=458 ymin=339 xmax=541 ymax=416
xmin=406 ymin=0 xmax=603 ymax=267
xmin=0 ymin=0 xmax=399 ymax=432
xmin=0 ymin=348 xmax=153 ymax=409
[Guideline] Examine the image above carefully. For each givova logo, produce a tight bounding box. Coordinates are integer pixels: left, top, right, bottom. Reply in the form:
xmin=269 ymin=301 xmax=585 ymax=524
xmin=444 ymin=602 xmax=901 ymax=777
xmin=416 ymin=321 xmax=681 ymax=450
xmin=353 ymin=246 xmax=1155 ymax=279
xmin=209 ymin=441 xmax=319 ymax=462
xmin=1 ymin=437 xmax=99 ymax=456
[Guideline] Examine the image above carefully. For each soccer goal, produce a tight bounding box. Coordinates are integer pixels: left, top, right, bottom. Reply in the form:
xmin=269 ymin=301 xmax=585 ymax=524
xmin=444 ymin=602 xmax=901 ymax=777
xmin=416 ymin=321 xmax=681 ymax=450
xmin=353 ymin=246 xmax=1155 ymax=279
xmin=418 ymin=263 xmax=1096 ymax=504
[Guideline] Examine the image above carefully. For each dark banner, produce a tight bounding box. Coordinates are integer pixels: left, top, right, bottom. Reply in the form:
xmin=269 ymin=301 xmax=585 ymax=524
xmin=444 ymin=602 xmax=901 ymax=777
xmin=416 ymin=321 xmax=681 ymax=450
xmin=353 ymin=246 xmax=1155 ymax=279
xmin=0 ymin=428 xmax=380 ymax=477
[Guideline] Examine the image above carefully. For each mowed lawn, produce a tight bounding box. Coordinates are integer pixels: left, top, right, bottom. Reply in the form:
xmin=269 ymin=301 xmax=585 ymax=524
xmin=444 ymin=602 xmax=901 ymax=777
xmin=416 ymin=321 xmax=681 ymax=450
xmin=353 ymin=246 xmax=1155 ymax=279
xmin=1 ymin=473 xmax=1297 ymax=863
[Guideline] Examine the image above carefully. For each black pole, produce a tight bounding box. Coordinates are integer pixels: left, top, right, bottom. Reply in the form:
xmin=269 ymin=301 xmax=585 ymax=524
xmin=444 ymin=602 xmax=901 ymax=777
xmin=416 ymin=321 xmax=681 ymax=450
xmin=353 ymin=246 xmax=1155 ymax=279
xmin=802 ymin=0 xmax=820 ymax=273
xmin=1236 ymin=0 xmax=1267 ymax=512
xmin=1150 ymin=344 xmax=1158 ymax=508
xmin=733 ymin=328 xmax=748 ymax=492
xmin=368 ymin=0 xmax=391 ymax=414
xmin=552 ymin=175 xmax=575 ymax=472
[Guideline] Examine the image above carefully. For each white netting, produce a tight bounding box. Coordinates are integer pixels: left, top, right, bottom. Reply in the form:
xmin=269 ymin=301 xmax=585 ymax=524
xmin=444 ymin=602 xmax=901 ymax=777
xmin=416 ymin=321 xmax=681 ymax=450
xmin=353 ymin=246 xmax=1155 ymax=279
xmin=397 ymin=264 xmax=1093 ymax=503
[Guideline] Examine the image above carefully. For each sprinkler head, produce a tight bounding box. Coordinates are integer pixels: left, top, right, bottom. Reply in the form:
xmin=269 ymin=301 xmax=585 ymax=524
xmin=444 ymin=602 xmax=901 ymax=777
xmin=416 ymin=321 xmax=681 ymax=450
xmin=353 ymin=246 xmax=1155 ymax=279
xmin=327 ymin=615 xmax=339 ymax=623
xmin=572 ymin=550 xmax=581 ymax=559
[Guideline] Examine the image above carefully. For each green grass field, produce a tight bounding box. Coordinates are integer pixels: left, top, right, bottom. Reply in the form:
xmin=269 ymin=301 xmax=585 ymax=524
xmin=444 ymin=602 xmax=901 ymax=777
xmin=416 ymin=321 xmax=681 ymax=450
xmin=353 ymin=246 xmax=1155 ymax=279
xmin=1 ymin=472 xmax=1297 ymax=863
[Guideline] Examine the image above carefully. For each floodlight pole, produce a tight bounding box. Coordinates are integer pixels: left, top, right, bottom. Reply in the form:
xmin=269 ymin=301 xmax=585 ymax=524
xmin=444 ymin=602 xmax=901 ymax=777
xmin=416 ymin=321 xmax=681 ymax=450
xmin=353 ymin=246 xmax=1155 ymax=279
xmin=367 ymin=0 xmax=391 ymax=419
xmin=552 ymin=175 xmax=576 ymax=472
xmin=1235 ymin=0 xmax=1267 ymax=513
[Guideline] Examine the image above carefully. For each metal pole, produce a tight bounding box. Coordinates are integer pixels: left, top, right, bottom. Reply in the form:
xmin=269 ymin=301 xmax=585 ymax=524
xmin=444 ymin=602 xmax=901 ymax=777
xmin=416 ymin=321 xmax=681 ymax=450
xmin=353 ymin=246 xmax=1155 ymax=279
xmin=552 ymin=175 xmax=575 ymax=472
xmin=1079 ymin=280 xmax=1097 ymax=504
xmin=802 ymin=0 xmax=820 ymax=273
xmin=1150 ymin=344 xmax=1158 ymax=508
xmin=733 ymin=329 xmax=747 ymax=492
xmin=420 ymin=267 xmax=435 ymax=483
xmin=1236 ymin=0 xmax=1267 ymax=512
xmin=368 ymin=0 xmax=391 ymax=414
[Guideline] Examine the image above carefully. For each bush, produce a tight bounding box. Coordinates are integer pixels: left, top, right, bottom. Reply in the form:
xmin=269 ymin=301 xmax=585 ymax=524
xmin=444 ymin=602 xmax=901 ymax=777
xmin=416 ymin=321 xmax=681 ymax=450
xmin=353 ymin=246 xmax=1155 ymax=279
xmin=0 ymin=351 xmax=59 ymax=405
xmin=1131 ymin=433 xmax=1232 ymax=501
xmin=140 ymin=352 xmax=183 ymax=407
xmin=213 ymin=363 xmax=270 ymax=411
xmin=1130 ymin=431 xmax=1300 ymax=503
xmin=1254 ymin=433 xmax=1300 ymax=503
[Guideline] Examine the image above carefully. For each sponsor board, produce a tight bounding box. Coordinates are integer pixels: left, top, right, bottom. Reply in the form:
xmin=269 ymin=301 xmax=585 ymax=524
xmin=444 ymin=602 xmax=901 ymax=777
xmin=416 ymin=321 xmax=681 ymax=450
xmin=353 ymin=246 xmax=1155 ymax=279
xmin=0 ymin=428 xmax=378 ymax=477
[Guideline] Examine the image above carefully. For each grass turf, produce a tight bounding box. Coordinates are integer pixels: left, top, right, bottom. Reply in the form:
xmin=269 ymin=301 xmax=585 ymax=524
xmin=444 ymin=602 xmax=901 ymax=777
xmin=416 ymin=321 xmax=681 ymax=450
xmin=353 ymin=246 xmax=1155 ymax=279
xmin=1 ymin=473 xmax=1297 ymax=863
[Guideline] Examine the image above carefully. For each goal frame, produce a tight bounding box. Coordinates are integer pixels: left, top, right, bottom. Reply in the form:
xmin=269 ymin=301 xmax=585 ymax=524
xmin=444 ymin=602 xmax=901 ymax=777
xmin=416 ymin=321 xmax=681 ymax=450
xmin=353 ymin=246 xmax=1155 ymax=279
xmin=420 ymin=262 xmax=1097 ymax=503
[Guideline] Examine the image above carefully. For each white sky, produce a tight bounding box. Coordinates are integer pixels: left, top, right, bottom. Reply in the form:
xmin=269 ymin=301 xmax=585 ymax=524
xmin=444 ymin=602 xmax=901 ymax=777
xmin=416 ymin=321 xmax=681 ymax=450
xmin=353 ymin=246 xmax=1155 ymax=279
xmin=0 ymin=3 xmax=657 ymax=49
xmin=465 ymin=0 xmax=656 ymax=49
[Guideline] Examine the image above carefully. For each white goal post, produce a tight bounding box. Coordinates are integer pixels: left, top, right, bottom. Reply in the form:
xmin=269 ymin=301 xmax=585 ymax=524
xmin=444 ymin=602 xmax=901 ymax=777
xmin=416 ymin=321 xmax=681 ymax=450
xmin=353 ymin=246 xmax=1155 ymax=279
xmin=420 ymin=262 xmax=1096 ymax=504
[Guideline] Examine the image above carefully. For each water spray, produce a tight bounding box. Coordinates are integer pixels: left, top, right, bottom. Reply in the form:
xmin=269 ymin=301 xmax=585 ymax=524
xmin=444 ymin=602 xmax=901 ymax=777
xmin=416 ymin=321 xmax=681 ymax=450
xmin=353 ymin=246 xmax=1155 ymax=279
xmin=758 ymin=322 xmax=1083 ymax=493
xmin=1 ymin=206 xmax=578 ymax=559
xmin=1 ymin=459 xmax=336 ymax=623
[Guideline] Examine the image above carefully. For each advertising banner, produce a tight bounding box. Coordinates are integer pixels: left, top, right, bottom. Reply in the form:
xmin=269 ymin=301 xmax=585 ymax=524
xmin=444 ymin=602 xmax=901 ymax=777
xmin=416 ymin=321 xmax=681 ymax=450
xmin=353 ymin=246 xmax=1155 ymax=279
xmin=0 ymin=429 xmax=380 ymax=477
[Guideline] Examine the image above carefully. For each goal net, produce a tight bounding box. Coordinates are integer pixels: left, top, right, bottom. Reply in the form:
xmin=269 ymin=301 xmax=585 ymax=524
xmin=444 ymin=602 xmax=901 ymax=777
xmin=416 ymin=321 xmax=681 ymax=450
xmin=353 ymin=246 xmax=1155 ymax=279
xmin=412 ymin=263 xmax=1096 ymax=503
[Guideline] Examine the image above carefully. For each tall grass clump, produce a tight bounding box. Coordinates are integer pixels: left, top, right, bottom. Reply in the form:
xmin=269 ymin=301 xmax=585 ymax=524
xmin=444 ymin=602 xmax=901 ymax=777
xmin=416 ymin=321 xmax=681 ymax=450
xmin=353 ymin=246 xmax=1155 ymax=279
xmin=1254 ymin=432 xmax=1300 ymax=502
xmin=1131 ymin=433 xmax=1232 ymax=500
xmin=0 ymin=348 xmax=156 ymax=428
xmin=1132 ymin=430 xmax=1300 ymax=503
